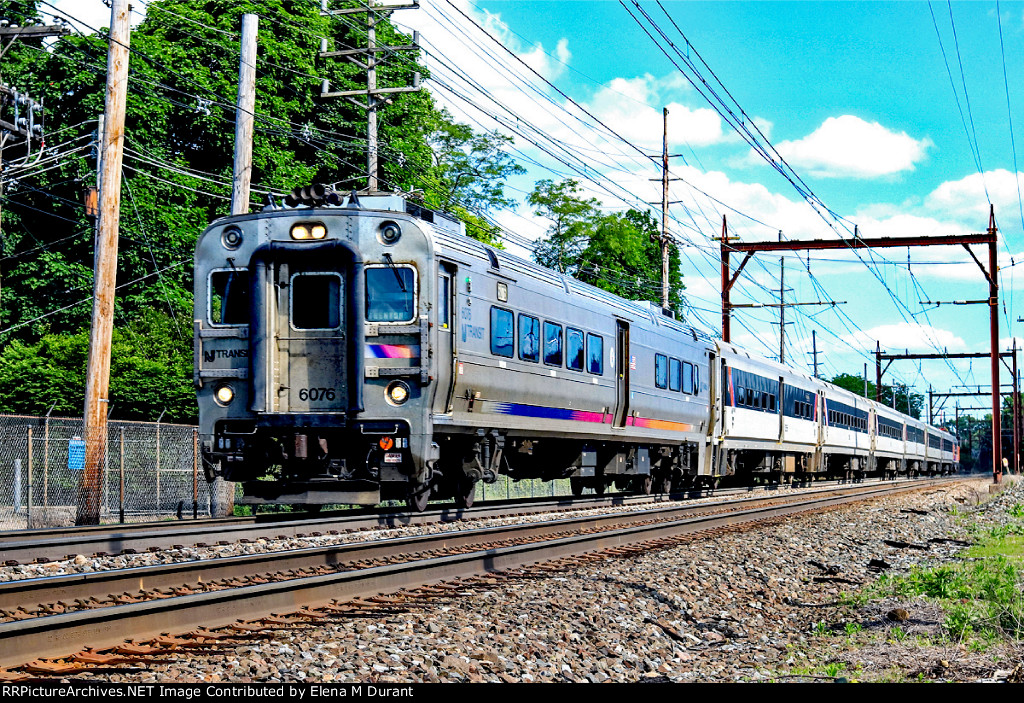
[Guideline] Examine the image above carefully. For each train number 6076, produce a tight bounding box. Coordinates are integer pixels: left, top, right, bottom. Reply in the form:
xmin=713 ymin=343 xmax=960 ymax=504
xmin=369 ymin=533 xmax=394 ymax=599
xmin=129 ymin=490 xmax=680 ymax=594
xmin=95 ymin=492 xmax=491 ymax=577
xmin=298 ymin=387 xmax=336 ymax=401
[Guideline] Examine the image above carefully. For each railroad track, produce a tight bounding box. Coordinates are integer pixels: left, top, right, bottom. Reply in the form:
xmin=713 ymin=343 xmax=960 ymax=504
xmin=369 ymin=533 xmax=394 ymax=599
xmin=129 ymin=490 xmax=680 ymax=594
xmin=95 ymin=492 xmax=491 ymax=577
xmin=0 ymin=476 xmax=913 ymax=566
xmin=0 ymin=477 xmax=962 ymax=674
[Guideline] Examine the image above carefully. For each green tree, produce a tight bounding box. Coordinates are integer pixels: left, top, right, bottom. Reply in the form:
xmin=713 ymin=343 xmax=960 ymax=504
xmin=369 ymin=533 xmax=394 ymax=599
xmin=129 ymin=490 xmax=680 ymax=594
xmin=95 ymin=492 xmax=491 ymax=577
xmin=417 ymin=114 xmax=525 ymax=246
xmin=828 ymin=372 xmax=923 ymax=419
xmin=0 ymin=309 xmax=195 ymax=422
xmin=529 ymin=179 xmax=600 ymax=274
xmin=529 ymin=179 xmax=684 ymax=309
xmin=0 ymin=0 xmax=521 ymax=420
xmin=576 ymin=209 xmax=683 ymax=310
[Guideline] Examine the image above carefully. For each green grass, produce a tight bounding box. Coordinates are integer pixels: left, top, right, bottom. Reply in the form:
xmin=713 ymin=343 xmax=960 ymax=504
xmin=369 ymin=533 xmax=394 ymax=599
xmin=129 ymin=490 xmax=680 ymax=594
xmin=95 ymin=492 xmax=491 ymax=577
xmin=867 ymin=517 xmax=1024 ymax=643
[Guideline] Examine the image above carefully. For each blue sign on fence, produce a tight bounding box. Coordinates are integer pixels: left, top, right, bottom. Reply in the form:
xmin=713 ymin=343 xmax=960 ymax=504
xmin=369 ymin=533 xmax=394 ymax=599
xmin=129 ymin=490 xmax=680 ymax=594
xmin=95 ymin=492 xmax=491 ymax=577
xmin=68 ymin=437 xmax=85 ymax=471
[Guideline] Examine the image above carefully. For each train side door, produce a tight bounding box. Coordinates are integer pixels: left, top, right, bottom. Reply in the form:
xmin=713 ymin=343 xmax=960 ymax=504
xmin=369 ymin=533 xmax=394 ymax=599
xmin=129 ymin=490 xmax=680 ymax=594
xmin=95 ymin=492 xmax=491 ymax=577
xmin=271 ymin=262 xmax=347 ymax=413
xmin=433 ymin=263 xmax=457 ymax=413
xmin=613 ymin=320 xmax=630 ymax=426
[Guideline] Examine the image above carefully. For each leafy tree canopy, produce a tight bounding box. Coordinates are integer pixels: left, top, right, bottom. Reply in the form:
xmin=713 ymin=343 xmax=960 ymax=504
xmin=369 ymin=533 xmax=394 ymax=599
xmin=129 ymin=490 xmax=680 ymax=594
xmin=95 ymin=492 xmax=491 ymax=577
xmin=529 ymin=179 xmax=684 ymax=310
xmin=0 ymin=0 xmax=523 ymax=420
xmin=828 ymin=372 xmax=923 ymax=420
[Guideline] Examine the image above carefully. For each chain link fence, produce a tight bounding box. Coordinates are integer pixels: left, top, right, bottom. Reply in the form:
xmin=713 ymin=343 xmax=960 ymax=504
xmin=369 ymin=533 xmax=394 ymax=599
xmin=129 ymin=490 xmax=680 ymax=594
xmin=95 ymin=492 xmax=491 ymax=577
xmin=0 ymin=414 xmax=210 ymax=531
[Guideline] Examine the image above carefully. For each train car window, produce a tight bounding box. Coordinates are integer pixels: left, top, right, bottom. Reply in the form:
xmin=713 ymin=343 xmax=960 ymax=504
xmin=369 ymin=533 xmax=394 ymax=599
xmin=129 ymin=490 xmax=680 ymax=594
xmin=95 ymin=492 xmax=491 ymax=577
xmin=683 ymin=362 xmax=694 ymax=394
xmin=438 ymin=274 xmax=451 ymax=329
xmin=291 ymin=273 xmax=342 ymax=330
xmin=567 ymin=328 xmax=585 ymax=371
xmin=694 ymin=366 xmax=700 ymax=393
xmin=209 ymin=269 xmax=250 ymax=326
xmin=746 ymin=388 xmax=754 ymax=407
xmin=669 ymin=358 xmax=681 ymax=392
xmin=736 ymin=385 xmax=745 ymax=405
xmin=543 ymin=322 xmax=563 ymax=366
xmin=752 ymin=389 xmax=761 ymax=408
xmin=365 ymin=266 xmax=416 ymax=322
xmin=519 ymin=314 xmax=540 ymax=362
xmin=769 ymin=395 xmax=776 ymax=412
xmin=587 ymin=334 xmax=603 ymax=375
xmin=490 ymin=307 xmax=514 ymax=357
xmin=655 ymin=354 xmax=668 ymax=388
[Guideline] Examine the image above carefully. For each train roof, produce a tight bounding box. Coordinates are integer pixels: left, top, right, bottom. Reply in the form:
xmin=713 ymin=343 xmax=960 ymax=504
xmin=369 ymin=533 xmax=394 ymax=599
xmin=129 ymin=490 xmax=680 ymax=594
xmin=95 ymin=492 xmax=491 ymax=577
xmin=292 ymin=192 xmax=713 ymax=343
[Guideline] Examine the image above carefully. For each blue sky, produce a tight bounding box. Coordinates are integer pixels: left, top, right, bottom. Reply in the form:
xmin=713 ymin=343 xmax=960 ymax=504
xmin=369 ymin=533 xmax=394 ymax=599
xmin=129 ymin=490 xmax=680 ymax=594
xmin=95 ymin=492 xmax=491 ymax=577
xmin=405 ymin=1 xmax=1024 ymax=419
xmin=52 ymin=0 xmax=1024 ymax=420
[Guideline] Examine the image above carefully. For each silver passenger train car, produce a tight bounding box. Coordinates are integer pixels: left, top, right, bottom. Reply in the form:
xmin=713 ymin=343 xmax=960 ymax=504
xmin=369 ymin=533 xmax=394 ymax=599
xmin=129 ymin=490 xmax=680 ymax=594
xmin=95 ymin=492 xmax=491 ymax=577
xmin=194 ymin=188 xmax=958 ymax=510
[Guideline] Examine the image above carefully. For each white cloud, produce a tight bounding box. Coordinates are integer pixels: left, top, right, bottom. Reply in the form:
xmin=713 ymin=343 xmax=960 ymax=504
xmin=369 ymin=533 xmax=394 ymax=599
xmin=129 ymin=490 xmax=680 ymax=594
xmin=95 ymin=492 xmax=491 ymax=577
xmin=924 ymin=169 xmax=1024 ymax=227
xmin=843 ymin=323 xmax=967 ymax=354
xmin=771 ymin=116 xmax=932 ymax=179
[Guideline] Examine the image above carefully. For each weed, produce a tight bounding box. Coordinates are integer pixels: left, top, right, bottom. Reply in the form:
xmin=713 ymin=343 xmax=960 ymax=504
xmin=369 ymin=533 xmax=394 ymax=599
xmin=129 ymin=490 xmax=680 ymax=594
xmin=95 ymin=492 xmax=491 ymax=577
xmin=812 ymin=621 xmax=830 ymax=636
xmin=821 ymin=662 xmax=846 ymax=678
xmin=844 ymin=621 xmax=863 ymax=636
xmin=888 ymin=626 xmax=907 ymax=643
xmin=1009 ymin=503 xmax=1024 ymax=519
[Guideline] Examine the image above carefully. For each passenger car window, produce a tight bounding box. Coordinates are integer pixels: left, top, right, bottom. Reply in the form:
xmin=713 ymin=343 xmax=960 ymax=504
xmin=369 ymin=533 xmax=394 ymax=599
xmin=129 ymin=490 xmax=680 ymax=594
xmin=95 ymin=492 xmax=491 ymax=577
xmin=365 ymin=266 xmax=415 ymax=322
xmin=669 ymin=358 xmax=681 ymax=392
xmin=291 ymin=273 xmax=342 ymax=330
xmin=567 ymin=328 xmax=585 ymax=371
xmin=655 ymin=354 xmax=668 ymax=389
xmin=587 ymin=334 xmax=603 ymax=375
xmin=210 ymin=269 xmax=250 ymax=326
xmin=519 ymin=314 xmax=540 ymax=362
xmin=490 ymin=307 xmax=514 ymax=357
xmin=682 ymin=362 xmax=693 ymax=394
xmin=543 ymin=322 xmax=563 ymax=366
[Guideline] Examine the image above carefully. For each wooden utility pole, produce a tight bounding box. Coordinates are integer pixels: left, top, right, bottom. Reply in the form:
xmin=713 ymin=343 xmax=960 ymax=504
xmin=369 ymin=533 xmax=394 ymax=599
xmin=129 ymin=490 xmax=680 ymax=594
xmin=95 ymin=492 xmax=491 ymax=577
xmin=319 ymin=0 xmax=420 ymax=192
xmin=79 ymin=0 xmax=129 ymax=525
xmin=231 ymin=14 xmax=258 ymax=216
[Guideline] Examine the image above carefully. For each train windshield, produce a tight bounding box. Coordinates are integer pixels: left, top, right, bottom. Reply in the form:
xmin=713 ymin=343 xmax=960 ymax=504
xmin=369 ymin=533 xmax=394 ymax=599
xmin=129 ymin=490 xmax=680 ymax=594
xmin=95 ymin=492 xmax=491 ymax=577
xmin=209 ymin=270 xmax=250 ymax=325
xmin=291 ymin=273 xmax=342 ymax=330
xmin=366 ymin=266 xmax=416 ymax=322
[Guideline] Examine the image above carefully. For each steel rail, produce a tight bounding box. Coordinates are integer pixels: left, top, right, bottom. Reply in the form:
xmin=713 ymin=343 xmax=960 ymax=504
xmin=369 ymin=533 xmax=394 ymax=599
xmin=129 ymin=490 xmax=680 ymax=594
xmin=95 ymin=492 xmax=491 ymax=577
xmin=0 ymin=481 xmax=899 ymax=612
xmin=0 ymin=477 xmax=910 ymax=565
xmin=0 ymin=478 xmax=956 ymax=668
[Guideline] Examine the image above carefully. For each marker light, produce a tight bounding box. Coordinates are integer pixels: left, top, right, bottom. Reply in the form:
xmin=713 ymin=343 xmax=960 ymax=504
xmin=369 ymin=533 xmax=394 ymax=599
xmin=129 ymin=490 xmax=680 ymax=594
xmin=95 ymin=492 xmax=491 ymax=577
xmin=290 ymin=223 xmax=327 ymax=240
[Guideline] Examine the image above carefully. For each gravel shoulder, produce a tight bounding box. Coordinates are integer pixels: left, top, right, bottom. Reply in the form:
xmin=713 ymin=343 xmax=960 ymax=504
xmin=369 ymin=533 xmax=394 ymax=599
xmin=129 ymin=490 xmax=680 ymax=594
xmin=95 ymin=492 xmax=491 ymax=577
xmin=56 ymin=475 xmax=1024 ymax=683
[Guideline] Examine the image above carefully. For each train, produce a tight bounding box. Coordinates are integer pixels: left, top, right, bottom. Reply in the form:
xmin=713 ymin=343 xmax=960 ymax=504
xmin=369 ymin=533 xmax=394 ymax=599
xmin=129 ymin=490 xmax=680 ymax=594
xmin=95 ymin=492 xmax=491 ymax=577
xmin=193 ymin=186 xmax=959 ymax=511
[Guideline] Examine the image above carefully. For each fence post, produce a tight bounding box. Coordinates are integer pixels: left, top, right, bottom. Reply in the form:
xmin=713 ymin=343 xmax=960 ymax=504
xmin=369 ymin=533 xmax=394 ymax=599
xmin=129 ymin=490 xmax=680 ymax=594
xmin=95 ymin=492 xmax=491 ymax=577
xmin=43 ymin=416 xmax=48 ymax=510
xmin=155 ymin=422 xmax=161 ymax=514
xmin=26 ymin=426 xmax=32 ymax=528
xmin=13 ymin=458 xmax=21 ymax=515
xmin=119 ymin=427 xmax=125 ymax=524
xmin=193 ymin=428 xmax=198 ymax=519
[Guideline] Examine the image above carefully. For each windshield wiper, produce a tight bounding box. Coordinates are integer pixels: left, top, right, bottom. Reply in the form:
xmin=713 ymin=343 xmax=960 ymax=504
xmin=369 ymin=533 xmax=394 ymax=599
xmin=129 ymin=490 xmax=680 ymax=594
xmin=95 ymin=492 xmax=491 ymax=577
xmin=382 ymin=253 xmax=407 ymax=292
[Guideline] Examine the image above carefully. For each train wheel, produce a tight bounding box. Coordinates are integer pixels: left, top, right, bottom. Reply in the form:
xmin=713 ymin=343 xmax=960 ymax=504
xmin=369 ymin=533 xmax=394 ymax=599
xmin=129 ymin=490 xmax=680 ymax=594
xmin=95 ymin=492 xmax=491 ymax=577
xmin=635 ymin=475 xmax=653 ymax=495
xmin=570 ymin=477 xmax=585 ymax=496
xmin=406 ymin=483 xmax=431 ymax=512
xmin=454 ymin=478 xmax=476 ymax=509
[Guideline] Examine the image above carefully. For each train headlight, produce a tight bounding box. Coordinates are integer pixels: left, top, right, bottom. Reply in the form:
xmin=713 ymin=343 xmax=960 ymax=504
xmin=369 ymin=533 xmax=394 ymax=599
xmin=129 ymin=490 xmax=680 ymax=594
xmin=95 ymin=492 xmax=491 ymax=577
xmin=222 ymin=226 xmax=243 ymax=250
xmin=214 ymin=384 xmax=235 ymax=406
xmin=379 ymin=221 xmax=401 ymax=245
xmin=290 ymin=223 xmax=327 ymax=240
xmin=386 ymin=380 xmax=410 ymax=405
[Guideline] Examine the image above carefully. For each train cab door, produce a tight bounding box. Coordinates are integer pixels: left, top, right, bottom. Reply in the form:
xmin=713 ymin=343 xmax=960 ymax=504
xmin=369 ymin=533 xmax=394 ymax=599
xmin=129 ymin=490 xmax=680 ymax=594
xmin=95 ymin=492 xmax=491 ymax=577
xmin=433 ymin=263 xmax=457 ymax=414
xmin=613 ymin=320 xmax=630 ymax=427
xmin=270 ymin=262 xmax=347 ymax=414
